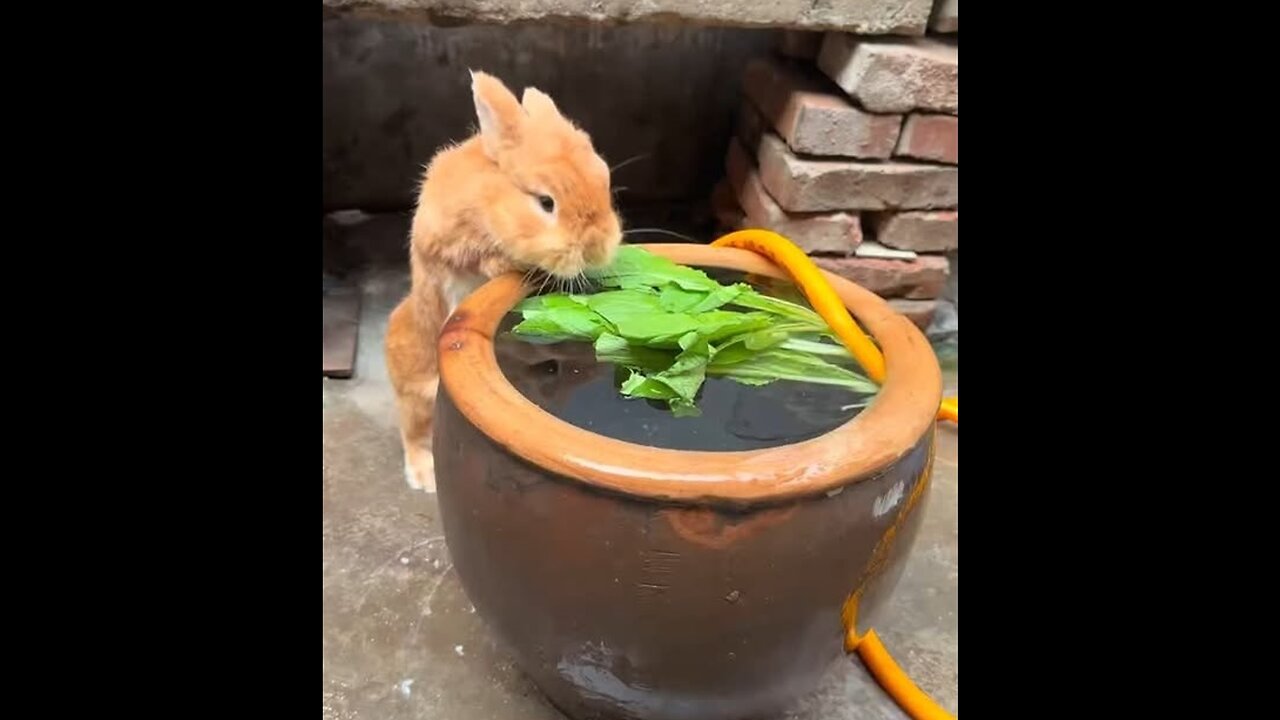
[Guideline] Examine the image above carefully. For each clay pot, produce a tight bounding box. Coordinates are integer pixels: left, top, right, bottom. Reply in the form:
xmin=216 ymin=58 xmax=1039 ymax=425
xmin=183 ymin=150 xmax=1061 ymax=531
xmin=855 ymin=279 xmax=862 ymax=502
xmin=435 ymin=244 xmax=942 ymax=720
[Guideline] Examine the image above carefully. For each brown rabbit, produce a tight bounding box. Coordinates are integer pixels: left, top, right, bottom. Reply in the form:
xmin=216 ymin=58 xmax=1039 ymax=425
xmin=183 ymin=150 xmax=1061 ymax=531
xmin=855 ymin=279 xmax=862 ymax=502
xmin=385 ymin=71 xmax=623 ymax=492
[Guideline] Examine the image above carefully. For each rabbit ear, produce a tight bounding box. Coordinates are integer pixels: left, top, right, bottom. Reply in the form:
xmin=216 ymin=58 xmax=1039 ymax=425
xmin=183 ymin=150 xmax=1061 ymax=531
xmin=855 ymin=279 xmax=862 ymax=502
xmin=470 ymin=70 xmax=525 ymax=160
xmin=521 ymin=87 xmax=561 ymax=121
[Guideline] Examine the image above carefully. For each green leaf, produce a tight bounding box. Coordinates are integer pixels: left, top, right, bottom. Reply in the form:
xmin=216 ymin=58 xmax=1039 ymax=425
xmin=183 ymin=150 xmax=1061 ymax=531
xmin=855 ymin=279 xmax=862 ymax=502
xmin=652 ymin=335 xmax=710 ymax=401
xmin=616 ymin=335 xmax=712 ymax=415
xmin=583 ymin=289 xmax=772 ymax=347
xmin=730 ymin=290 xmax=826 ymax=326
xmin=589 ymin=245 xmax=722 ymax=292
xmin=709 ymin=347 xmax=878 ymax=393
xmin=620 ymin=369 xmax=666 ymax=398
xmin=594 ymin=333 xmax=675 ymax=372
xmin=726 ymin=375 xmax=772 ymax=386
xmin=658 ymin=283 xmax=750 ymax=314
xmin=779 ymin=337 xmax=846 ymax=356
xmin=687 ymin=311 xmax=775 ymax=343
xmin=615 ymin=314 xmax=704 ymax=344
xmin=707 ymin=326 xmax=793 ymax=365
xmin=657 ymin=286 xmax=705 ymax=313
xmin=510 ymin=303 xmax=610 ymax=342
xmin=584 ymin=290 xmax=702 ymax=344
xmin=583 ymin=289 xmax=663 ymax=319
xmin=706 ymin=342 xmax=754 ymax=368
xmin=668 ymin=398 xmax=701 ymax=418
xmin=515 ymin=294 xmax=590 ymax=313
xmin=619 ymin=339 xmax=709 ymax=402
xmin=617 ymin=371 xmax=702 ymax=417
xmin=742 ymin=328 xmax=791 ymax=351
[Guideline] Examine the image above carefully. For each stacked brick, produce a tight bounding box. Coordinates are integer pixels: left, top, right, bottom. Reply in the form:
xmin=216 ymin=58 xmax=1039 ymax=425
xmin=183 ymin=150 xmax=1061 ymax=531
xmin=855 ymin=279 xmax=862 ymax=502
xmin=713 ymin=17 xmax=958 ymax=333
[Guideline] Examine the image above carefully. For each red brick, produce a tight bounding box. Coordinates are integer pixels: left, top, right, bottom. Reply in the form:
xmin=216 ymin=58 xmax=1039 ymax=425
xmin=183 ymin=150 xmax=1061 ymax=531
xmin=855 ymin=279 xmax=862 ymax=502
xmin=818 ymin=35 xmax=958 ymax=114
xmin=725 ymin=140 xmax=861 ymax=254
xmin=743 ymin=58 xmax=901 ymax=159
xmin=895 ymin=114 xmax=957 ymax=164
xmin=888 ymin=298 xmax=938 ymax=330
xmin=756 ymin=132 xmax=958 ymax=212
xmin=814 ymin=254 xmax=949 ymax=299
xmin=930 ymin=0 xmax=958 ymax=33
xmin=869 ymin=211 xmax=957 ymax=252
xmin=778 ymin=30 xmax=822 ymax=60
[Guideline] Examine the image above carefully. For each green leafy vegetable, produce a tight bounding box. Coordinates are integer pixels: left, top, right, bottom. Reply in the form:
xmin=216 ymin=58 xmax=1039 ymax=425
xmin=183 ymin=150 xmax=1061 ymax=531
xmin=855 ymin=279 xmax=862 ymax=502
xmin=591 ymin=246 xmax=723 ymax=292
xmin=658 ymin=283 xmax=749 ymax=314
xmin=594 ymin=333 xmax=675 ymax=372
xmin=508 ymin=246 xmax=878 ymax=415
xmin=709 ymin=347 xmax=879 ymax=392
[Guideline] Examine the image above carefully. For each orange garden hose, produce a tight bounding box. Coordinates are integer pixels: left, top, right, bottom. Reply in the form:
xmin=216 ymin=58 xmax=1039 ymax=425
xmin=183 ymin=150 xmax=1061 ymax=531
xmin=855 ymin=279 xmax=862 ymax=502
xmin=938 ymin=397 xmax=958 ymax=423
xmin=711 ymin=230 xmax=957 ymax=424
xmin=712 ymin=230 xmax=887 ymax=382
xmin=711 ymin=229 xmax=956 ymax=720
xmin=855 ymin=631 xmax=954 ymax=720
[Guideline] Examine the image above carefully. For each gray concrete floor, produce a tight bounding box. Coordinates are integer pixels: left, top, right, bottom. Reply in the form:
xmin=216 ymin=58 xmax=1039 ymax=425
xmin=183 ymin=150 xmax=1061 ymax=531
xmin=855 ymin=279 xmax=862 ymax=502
xmin=323 ymin=261 xmax=958 ymax=720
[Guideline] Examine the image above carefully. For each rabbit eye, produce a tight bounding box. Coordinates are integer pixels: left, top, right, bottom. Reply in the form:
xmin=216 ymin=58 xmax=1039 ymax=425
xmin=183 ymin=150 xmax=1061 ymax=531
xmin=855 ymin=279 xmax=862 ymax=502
xmin=538 ymin=195 xmax=555 ymax=213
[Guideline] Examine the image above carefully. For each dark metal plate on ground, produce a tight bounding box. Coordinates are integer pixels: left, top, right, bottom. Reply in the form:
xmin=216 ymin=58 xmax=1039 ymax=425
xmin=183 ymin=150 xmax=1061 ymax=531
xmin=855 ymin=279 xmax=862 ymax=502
xmin=323 ymin=284 xmax=360 ymax=379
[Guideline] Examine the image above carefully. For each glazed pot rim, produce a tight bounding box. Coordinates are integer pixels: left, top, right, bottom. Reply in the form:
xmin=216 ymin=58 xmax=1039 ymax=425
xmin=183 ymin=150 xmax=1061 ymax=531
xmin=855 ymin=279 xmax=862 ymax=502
xmin=438 ymin=243 xmax=942 ymax=504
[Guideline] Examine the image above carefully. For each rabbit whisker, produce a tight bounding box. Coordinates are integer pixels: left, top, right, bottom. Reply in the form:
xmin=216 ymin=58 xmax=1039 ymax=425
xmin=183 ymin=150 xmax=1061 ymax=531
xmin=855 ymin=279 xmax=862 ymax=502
xmin=609 ymin=154 xmax=649 ymax=174
xmin=622 ymin=227 xmax=699 ymax=243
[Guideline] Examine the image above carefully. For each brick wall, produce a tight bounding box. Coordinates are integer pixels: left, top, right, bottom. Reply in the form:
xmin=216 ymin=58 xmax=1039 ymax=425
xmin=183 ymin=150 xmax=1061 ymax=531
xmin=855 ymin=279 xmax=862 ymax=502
xmin=713 ymin=5 xmax=957 ymax=340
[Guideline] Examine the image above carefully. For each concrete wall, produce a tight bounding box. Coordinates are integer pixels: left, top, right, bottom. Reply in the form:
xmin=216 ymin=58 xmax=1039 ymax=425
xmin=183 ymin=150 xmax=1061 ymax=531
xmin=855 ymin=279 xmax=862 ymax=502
xmin=323 ymin=17 xmax=780 ymax=211
xmin=323 ymin=0 xmax=932 ymax=34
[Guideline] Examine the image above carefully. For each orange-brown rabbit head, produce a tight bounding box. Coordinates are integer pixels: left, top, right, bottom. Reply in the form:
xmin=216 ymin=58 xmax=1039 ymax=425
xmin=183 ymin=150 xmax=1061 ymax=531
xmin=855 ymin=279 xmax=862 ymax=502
xmin=470 ymin=71 xmax=622 ymax=279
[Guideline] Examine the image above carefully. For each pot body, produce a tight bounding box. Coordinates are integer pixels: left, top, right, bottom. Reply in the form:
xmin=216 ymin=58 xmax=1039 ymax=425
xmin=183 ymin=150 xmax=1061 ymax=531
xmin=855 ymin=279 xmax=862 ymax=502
xmin=434 ymin=390 xmax=934 ymax=720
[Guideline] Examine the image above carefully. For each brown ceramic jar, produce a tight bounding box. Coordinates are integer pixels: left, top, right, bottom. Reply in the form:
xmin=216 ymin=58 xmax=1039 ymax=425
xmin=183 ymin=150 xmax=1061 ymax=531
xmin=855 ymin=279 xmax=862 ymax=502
xmin=435 ymin=244 xmax=942 ymax=720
